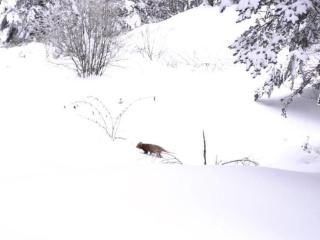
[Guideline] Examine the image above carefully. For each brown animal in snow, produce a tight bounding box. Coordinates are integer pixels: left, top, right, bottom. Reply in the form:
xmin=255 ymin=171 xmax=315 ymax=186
xmin=136 ymin=142 xmax=169 ymax=158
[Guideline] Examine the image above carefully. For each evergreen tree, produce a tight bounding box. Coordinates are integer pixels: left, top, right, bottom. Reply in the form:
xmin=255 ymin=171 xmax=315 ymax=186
xmin=219 ymin=0 xmax=320 ymax=116
xmin=129 ymin=0 xmax=202 ymax=24
xmin=0 ymin=0 xmax=203 ymax=44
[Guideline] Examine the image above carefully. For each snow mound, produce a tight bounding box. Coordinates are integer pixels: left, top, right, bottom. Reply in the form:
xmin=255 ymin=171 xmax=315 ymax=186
xmin=0 ymin=166 xmax=319 ymax=240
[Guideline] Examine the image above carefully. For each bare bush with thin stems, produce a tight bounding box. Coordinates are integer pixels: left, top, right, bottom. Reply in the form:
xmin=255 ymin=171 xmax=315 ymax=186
xmin=136 ymin=26 xmax=166 ymax=61
xmin=65 ymin=96 xmax=155 ymax=141
xmin=46 ymin=0 xmax=123 ymax=77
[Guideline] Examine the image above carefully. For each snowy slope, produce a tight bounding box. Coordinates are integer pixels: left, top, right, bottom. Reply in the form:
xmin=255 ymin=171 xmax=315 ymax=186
xmin=0 ymin=6 xmax=319 ymax=172
xmin=0 ymin=7 xmax=319 ymax=172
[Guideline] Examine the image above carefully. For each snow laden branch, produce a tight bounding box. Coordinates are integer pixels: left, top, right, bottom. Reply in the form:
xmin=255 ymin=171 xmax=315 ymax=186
xmin=65 ymin=96 xmax=156 ymax=141
xmin=218 ymin=0 xmax=320 ymax=115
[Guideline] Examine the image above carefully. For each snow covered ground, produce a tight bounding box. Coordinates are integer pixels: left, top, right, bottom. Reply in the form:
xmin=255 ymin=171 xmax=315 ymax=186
xmin=0 ymin=6 xmax=320 ymax=240
xmin=1 ymin=166 xmax=320 ymax=240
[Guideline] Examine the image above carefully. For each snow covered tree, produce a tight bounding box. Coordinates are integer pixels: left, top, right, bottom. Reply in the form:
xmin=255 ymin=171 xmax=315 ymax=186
xmin=128 ymin=0 xmax=202 ymax=24
xmin=0 ymin=0 xmax=204 ymax=45
xmin=202 ymin=0 xmax=215 ymax=6
xmin=218 ymin=0 xmax=320 ymax=116
xmin=0 ymin=0 xmax=21 ymax=44
xmin=0 ymin=0 xmax=52 ymax=44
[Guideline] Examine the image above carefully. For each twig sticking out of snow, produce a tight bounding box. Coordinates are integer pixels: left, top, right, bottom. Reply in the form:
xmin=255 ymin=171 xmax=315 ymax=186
xmin=203 ymin=130 xmax=207 ymax=165
xmin=140 ymin=152 xmax=183 ymax=165
xmin=161 ymin=152 xmax=183 ymax=165
xmin=220 ymin=158 xmax=259 ymax=167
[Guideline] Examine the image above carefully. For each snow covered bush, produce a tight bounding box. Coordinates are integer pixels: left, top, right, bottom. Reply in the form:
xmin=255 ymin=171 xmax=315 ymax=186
xmin=45 ymin=0 xmax=123 ymax=77
xmin=218 ymin=0 xmax=320 ymax=116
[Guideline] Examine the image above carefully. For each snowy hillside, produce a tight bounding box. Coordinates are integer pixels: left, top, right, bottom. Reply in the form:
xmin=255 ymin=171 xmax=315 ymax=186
xmin=0 ymin=5 xmax=320 ymax=240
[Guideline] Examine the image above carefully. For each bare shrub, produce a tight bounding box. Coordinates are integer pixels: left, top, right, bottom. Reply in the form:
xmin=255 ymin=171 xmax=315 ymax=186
xmin=65 ymin=96 xmax=155 ymax=141
xmin=136 ymin=26 xmax=166 ymax=61
xmin=301 ymin=136 xmax=312 ymax=153
xmin=46 ymin=0 xmax=123 ymax=77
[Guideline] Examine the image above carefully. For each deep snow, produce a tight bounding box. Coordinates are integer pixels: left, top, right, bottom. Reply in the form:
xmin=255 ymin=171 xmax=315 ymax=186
xmin=1 ymin=166 xmax=320 ymax=240
xmin=0 ymin=5 xmax=320 ymax=240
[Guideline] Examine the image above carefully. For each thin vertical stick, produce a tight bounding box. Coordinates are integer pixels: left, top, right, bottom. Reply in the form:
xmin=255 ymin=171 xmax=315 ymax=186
xmin=203 ymin=130 xmax=207 ymax=165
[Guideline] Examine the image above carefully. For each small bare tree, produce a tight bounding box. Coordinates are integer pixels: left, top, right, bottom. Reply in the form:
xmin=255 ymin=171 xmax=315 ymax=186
xmin=46 ymin=0 xmax=123 ymax=77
